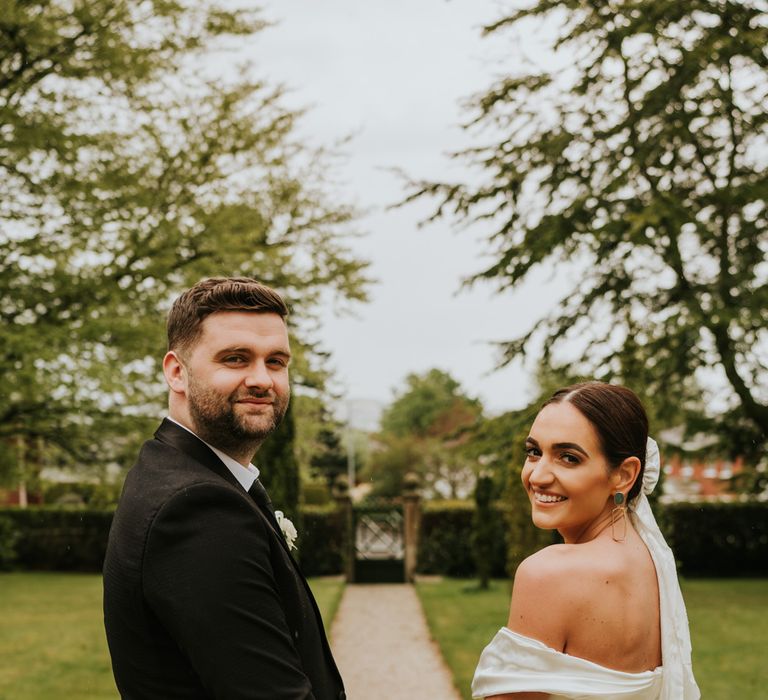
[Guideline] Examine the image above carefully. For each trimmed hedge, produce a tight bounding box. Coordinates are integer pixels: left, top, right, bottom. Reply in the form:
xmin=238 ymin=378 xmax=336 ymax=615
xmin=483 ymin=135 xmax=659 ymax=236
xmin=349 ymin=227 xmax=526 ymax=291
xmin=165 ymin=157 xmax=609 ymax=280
xmin=416 ymin=499 xmax=768 ymax=578
xmin=662 ymin=500 xmax=768 ymax=576
xmin=0 ymin=505 xmax=346 ymax=576
xmin=0 ymin=507 xmax=114 ymax=571
xmin=417 ymin=501 xmax=507 ymax=578
xmin=295 ymin=505 xmax=345 ymax=576
xmin=1 ymin=500 xmax=766 ymax=577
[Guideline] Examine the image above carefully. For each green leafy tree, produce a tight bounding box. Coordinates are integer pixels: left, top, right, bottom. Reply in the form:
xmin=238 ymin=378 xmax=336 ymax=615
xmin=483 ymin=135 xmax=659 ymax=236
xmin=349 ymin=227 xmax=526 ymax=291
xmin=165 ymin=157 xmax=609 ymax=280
xmin=382 ymin=369 xmax=482 ymax=438
xmin=370 ymin=369 xmax=483 ymax=498
xmin=408 ymin=0 xmax=768 ymax=457
xmin=0 ymin=1 xmax=369 ymax=482
xmin=366 ymin=433 xmax=424 ymax=499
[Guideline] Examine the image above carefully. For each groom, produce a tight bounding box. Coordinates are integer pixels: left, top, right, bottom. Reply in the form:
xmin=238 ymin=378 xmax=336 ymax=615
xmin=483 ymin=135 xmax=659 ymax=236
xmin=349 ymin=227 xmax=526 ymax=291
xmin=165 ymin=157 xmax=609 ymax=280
xmin=103 ymin=277 xmax=345 ymax=699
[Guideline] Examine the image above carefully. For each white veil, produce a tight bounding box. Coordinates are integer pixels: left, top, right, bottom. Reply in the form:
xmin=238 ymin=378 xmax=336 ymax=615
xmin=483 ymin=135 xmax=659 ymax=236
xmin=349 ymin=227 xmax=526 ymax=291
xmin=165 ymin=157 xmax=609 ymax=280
xmin=631 ymin=438 xmax=700 ymax=699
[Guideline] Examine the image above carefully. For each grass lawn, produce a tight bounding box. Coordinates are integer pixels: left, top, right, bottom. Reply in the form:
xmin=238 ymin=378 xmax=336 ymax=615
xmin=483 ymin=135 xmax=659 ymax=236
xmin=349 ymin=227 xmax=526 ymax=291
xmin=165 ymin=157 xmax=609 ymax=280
xmin=417 ymin=577 xmax=768 ymax=700
xmin=0 ymin=572 xmax=345 ymax=700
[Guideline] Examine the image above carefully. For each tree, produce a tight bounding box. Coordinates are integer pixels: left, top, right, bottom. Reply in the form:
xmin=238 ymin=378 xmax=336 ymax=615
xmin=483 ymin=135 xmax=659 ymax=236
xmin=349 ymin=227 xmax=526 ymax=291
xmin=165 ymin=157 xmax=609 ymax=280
xmin=472 ymin=471 xmax=497 ymax=590
xmin=0 ymin=2 xmax=369 ymax=480
xmin=258 ymin=400 xmax=300 ymax=519
xmin=370 ymin=369 xmax=483 ymax=498
xmin=408 ymin=0 xmax=768 ymax=456
xmin=309 ymin=425 xmax=349 ymax=487
xmin=366 ymin=433 xmax=424 ymax=499
xmin=382 ymin=369 xmax=482 ymax=439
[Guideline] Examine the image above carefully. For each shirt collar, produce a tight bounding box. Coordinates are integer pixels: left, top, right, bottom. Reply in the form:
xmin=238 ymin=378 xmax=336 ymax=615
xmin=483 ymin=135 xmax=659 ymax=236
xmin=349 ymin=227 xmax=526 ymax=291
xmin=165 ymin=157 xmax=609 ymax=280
xmin=166 ymin=416 xmax=260 ymax=492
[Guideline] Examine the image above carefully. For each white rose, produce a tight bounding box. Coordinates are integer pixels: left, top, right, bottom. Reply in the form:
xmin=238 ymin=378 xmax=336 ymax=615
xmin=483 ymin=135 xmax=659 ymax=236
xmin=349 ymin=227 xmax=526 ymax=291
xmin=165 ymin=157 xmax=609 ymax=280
xmin=274 ymin=510 xmax=298 ymax=550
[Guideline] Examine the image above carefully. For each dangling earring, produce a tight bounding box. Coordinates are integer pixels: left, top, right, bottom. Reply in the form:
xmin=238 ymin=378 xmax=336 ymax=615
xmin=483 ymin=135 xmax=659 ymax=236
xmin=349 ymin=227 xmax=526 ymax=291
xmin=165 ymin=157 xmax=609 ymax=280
xmin=611 ymin=492 xmax=626 ymax=542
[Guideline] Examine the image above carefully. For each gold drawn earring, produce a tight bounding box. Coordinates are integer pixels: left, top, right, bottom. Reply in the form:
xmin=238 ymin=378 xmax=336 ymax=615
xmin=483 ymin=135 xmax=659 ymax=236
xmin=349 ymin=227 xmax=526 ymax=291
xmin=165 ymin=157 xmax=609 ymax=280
xmin=611 ymin=492 xmax=626 ymax=542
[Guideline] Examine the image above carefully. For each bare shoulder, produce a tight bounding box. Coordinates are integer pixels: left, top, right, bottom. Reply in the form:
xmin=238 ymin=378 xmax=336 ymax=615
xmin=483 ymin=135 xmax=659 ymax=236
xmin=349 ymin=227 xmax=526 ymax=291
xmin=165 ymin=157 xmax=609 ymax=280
xmin=507 ymin=545 xmax=586 ymax=650
xmin=515 ymin=543 xmax=592 ymax=582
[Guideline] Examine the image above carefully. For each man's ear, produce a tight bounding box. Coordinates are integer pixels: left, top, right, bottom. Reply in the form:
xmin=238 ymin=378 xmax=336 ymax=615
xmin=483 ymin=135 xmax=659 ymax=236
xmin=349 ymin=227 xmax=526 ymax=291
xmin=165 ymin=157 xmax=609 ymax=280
xmin=163 ymin=351 xmax=187 ymax=395
xmin=612 ymin=456 xmax=642 ymax=495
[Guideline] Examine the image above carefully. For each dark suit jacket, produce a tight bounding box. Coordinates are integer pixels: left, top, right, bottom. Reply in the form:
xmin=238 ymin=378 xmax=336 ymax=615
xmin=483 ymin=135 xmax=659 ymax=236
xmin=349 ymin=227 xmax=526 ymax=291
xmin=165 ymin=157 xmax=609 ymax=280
xmin=103 ymin=419 xmax=345 ymax=700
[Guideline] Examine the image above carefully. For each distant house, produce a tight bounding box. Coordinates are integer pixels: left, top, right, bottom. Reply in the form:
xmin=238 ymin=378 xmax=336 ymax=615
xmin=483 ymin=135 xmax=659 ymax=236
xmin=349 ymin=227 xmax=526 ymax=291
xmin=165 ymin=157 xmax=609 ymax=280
xmin=0 ymin=488 xmax=43 ymax=506
xmin=661 ymin=454 xmax=745 ymax=502
xmin=658 ymin=426 xmax=748 ymax=502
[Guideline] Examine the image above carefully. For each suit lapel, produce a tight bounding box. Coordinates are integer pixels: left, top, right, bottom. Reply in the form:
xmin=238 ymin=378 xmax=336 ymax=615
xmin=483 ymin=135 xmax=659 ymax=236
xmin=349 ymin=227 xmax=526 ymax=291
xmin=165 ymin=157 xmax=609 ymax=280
xmin=154 ymin=419 xmax=297 ymax=559
xmin=154 ymin=419 xmax=241 ymax=489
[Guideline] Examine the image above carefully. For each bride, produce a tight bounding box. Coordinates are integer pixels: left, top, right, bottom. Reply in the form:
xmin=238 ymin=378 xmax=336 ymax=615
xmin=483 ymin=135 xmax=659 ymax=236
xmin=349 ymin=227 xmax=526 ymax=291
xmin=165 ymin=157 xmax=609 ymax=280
xmin=472 ymin=382 xmax=700 ymax=700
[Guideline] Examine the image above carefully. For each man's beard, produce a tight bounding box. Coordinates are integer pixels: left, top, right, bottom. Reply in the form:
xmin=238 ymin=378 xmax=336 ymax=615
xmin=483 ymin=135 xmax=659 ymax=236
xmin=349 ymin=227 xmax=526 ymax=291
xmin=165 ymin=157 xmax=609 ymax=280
xmin=187 ymin=380 xmax=289 ymax=456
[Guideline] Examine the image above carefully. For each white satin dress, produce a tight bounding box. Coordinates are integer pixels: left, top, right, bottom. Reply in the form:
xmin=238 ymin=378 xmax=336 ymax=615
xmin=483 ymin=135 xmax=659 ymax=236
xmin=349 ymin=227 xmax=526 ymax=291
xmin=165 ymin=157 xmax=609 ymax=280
xmin=472 ymin=627 xmax=663 ymax=699
xmin=472 ymin=440 xmax=700 ymax=700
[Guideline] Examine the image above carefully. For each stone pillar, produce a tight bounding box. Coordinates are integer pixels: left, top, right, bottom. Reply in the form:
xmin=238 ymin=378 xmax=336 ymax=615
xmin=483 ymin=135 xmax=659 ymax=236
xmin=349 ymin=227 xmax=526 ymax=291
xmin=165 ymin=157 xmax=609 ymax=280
xmin=333 ymin=474 xmax=355 ymax=583
xmin=402 ymin=472 xmax=421 ymax=584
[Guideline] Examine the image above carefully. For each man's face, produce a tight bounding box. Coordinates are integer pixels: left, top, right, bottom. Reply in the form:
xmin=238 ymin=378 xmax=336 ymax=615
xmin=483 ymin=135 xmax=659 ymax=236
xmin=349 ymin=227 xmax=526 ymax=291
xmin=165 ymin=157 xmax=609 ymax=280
xmin=178 ymin=311 xmax=291 ymax=454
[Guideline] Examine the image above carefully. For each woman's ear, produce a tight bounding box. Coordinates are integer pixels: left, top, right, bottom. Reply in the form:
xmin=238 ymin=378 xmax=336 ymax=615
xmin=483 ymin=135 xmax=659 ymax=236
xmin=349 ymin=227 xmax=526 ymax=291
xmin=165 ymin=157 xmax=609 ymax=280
xmin=613 ymin=456 xmax=642 ymax=494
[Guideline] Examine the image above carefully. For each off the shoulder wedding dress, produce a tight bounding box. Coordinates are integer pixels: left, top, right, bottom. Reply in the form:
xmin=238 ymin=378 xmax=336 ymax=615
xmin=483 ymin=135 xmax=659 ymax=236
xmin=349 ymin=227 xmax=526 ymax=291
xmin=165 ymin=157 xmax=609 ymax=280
xmin=472 ymin=441 xmax=700 ymax=700
xmin=472 ymin=626 xmax=663 ymax=699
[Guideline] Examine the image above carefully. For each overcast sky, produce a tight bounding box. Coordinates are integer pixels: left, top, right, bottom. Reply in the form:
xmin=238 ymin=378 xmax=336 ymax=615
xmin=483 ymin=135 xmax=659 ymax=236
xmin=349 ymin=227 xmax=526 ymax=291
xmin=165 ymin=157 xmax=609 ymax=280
xmin=244 ymin=0 xmax=568 ymax=416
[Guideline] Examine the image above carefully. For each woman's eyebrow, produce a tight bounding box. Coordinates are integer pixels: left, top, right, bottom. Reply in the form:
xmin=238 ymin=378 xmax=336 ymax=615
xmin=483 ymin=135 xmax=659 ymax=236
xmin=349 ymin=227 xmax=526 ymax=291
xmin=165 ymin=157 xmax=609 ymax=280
xmin=553 ymin=442 xmax=588 ymax=457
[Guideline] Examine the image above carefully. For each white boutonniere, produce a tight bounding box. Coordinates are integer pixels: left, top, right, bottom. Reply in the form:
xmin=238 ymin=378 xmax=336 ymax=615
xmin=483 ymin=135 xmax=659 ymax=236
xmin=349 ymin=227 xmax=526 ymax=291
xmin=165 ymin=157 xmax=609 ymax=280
xmin=274 ymin=510 xmax=298 ymax=550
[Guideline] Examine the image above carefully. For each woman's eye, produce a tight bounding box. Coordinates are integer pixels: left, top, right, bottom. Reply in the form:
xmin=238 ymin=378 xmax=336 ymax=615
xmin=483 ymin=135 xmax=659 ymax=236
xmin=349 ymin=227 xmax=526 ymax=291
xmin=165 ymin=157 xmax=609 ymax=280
xmin=525 ymin=447 xmax=540 ymax=458
xmin=561 ymin=452 xmax=580 ymax=464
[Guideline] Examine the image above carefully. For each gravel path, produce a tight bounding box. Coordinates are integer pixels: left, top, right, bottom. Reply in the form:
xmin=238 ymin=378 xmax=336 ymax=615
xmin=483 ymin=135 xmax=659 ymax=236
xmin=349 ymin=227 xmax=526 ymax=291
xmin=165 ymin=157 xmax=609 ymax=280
xmin=330 ymin=584 xmax=462 ymax=699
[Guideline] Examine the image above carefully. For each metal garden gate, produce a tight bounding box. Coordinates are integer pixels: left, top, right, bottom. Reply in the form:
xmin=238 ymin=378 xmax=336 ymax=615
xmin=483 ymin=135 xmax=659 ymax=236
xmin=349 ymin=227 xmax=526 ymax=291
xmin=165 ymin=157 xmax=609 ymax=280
xmin=353 ymin=504 xmax=405 ymax=583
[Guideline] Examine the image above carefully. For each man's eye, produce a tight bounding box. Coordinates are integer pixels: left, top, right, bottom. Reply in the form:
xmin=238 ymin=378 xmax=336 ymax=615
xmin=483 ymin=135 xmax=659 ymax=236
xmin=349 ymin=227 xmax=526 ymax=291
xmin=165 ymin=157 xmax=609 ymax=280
xmin=268 ymin=358 xmax=287 ymax=367
xmin=223 ymin=356 xmax=245 ymax=363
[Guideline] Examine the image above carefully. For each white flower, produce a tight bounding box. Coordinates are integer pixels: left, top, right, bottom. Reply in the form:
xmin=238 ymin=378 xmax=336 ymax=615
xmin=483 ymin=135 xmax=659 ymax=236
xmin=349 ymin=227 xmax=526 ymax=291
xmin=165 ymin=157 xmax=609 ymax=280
xmin=274 ymin=510 xmax=298 ymax=550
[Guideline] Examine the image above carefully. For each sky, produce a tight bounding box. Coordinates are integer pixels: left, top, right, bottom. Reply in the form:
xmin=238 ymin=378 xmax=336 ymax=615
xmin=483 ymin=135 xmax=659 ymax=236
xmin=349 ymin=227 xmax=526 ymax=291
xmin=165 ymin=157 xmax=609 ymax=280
xmin=242 ymin=0 xmax=568 ymax=418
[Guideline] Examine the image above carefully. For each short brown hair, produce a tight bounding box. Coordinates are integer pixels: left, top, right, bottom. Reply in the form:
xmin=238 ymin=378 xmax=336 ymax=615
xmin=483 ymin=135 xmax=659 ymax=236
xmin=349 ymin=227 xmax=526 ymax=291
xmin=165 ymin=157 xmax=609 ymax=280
xmin=543 ymin=382 xmax=649 ymax=501
xmin=167 ymin=277 xmax=289 ymax=356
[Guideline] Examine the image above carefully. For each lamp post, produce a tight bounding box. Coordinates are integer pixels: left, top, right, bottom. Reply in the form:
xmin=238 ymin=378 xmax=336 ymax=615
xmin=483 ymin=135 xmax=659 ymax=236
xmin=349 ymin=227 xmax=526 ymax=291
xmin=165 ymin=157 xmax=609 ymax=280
xmin=345 ymin=423 xmax=356 ymax=492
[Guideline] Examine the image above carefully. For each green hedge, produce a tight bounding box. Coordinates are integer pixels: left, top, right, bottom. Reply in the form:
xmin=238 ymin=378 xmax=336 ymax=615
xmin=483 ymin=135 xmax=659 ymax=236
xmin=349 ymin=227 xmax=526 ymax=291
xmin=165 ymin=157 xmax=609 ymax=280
xmin=662 ymin=501 xmax=768 ymax=576
xmin=2 ymin=500 xmax=766 ymax=577
xmin=417 ymin=501 xmax=507 ymax=578
xmin=416 ymin=499 xmax=768 ymax=578
xmin=295 ymin=505 xmax=345 ymax=575
xmin=0 ymin=507 xmax=114 ymax=571
xmin=0 ymin=505 xmax=346 ymax=576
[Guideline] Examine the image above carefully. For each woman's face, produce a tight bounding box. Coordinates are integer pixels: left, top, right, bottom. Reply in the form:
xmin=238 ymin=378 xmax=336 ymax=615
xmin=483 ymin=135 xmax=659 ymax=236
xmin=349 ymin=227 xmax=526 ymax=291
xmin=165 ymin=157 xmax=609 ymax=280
xmin=521 ymin=401 xmax=617 ymax=543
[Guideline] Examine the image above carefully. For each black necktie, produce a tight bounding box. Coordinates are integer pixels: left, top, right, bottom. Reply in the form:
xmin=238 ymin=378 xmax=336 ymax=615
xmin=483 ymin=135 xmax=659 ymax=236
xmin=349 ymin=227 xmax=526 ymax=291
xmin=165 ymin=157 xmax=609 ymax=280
xmin=248 ymin=478 xmax=275 ymax=515
xmin=248 ymin=479 xmax=291 ymax=548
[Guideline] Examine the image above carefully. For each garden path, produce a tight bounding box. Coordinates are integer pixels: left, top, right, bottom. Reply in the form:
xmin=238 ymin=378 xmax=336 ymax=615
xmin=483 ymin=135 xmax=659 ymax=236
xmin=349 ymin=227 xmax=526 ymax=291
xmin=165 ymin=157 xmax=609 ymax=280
xmin=330 ymin=583 xmax=462 ymax=699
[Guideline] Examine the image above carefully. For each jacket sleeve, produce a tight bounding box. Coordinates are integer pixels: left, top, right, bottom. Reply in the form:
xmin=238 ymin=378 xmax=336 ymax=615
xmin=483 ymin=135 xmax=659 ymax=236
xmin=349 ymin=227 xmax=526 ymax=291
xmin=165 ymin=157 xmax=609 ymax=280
xmin=142 ymin=482 xmax=315 ymax=700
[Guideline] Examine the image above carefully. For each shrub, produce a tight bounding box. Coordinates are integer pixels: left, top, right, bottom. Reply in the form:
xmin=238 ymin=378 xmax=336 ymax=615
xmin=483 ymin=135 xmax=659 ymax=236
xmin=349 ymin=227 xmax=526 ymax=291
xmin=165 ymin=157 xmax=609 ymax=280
xmin=473 ymin=474 xmax=498 ymax=589
xmin=0 ymin=507 xmax=114 ymax=571
xmin=418 ymin=500 xmax=506 ymax=577
xmin=40 ymin=481 xmax=122 ymax=508
xmin=295 ymin=505 xmax=345 ymax=576
xmin=661 ymin=500 xmax=768 ymax=576
xmin=0 ymin=515 xmax=20 ymax=570
xmin=0 ymin=505 xmax=346 ymax=575
xmin=302 ymin=480 xmax=332 ymax=506
xmin=3 ymin=500 xmax=766 ymax=578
